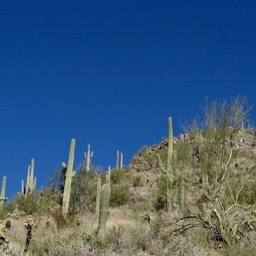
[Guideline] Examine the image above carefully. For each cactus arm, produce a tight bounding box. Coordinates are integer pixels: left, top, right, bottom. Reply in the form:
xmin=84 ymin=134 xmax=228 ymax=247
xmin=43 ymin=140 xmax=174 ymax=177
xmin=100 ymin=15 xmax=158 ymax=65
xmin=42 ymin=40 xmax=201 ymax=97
xmin=156 ymin=154 xmax=167 ymax=174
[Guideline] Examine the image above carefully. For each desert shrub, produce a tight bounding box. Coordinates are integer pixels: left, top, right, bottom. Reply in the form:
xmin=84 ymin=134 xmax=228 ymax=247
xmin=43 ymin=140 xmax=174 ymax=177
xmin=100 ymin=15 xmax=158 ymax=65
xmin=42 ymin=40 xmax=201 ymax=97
xmin=185 ymin=96 xmax=253 ymax=144
xmin=109 ymin=184 xmax=129 ymax=207
xmin=11 ymin=188 xmax=58 ymax=215
xmin=222 ymin=243 xmax=256 ymax=256
xmin=132 ymin=176 xmax=142 ymax=187
xmin=106 ymin=224 xmax=151 ymax=254
xmin=48 ymin=169 xmax=66 ymax=206
xmin=48 ymin=162 xmax=99 ymax=214
xmin=14 ymin=193 xmax=41 ymax=214
xmin=176 ymin=142 xmax=191 ymax=164
xmin=0 ymin=201 xmax=16 ymax=219
xmin=203 ymin=96 xmax=252 ymax=130
xmin=28 ymin=232 xmax=92 ymax=256
xmin=69 ymin=164 xmax=98 ymax=214
xmin=153 ymin=175 xmax=167 ymax=211
xmin=110 ymin=169 xmax=126 ymax=184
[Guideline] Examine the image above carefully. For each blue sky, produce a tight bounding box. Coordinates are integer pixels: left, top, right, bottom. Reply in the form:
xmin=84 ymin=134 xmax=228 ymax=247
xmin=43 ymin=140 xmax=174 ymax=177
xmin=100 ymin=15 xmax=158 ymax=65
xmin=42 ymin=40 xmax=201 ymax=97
xmin=1 ymin=1 xmax=256 ymax=198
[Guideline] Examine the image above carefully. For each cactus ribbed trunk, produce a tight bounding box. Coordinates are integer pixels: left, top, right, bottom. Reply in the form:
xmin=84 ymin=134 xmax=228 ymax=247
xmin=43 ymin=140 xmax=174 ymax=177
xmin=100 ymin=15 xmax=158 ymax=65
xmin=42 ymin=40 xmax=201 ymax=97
xmin=29 ymin=158 xmax=35 ymax=192
xmin=106 ymin=166 xmax=111 ymax=185
xmin=95 ymin=177 xmax=102 ymax=223
xmin=116 ymin=151 xmax=124 ymax=169
xmin=21 ymin=179 xmax=24 ymax=195
xmin=62 ymin=138 xmax=76 ymax=216
xmin=116 ymin=150 xmax=119 ymax=169
xmin=0 ymin=176 xmax=6 ymax=208
xmin=98 ymin=183 xmax=111 ymax=238
xmin=157 ymin=117 xmax=174 ymax=211
xmin=25 ymin=165 xmax=30 ymax=195
xmin=24 ymin=159 xmax=36 ymax=196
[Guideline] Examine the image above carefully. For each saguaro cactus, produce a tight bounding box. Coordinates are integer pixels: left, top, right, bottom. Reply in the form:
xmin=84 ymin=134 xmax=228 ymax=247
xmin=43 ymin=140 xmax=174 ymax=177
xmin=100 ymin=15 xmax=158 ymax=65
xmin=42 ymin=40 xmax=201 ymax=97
xmin=0 ymin=176 xmax=6 ymax=208
xmin=95 ymin=177 xmax=102 ymax=224
xmin=21 ymin=180 xmax=24 ymax=195
xmin=28 ymin=158 xmax=36 ymax=193
xmin=106 ymin=165 xmax=111 ymax=185
xmin=24 ymin=159 xmax=37 ymax=196
xmin=116 ymin=151 xmax=123 ymax=169
xmin=97 ymin=183 xmax=111 ymax=238
xmin=62 ymin=138 xmax=76 ymax=216
xmin=157 ymin=117 xmax=174 ymax=211
xmin=85 ymin=144 xmax=94 ymax=172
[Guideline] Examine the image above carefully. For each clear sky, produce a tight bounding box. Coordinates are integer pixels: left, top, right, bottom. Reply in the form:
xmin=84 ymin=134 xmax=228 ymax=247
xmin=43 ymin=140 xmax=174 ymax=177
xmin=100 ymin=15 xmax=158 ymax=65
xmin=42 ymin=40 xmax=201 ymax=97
xmin=1 ymin=1 xmax=256 ymax=198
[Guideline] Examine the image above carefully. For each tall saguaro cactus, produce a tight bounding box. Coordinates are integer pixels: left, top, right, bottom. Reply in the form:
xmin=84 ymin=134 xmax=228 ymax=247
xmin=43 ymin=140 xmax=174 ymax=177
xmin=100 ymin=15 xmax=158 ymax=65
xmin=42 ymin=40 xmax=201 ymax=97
xmin=157 ymin=117 xmax=174 ymax=211
xmin=116 ymin=151 xmax=123 ymax=169
xmin=98 ymin=183 xmax=111 ymax=238
xmin=28 ymin=158 xmax=36 ymax=193
xmin=85 ymin=144 xmax=94 ymax=172
xmin=0 ymin=176 xmax=6 ymax=208
xmin=24 ymin=159 xmax=37 ymax=196
xmin=62 ymin=138 xmax=76 ymax=216
xmin=95 ymin=177 xmax=102 ymax=224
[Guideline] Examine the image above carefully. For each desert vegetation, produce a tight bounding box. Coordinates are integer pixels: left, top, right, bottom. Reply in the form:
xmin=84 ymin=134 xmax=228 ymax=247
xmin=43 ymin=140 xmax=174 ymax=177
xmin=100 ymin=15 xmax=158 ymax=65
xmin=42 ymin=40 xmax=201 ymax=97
xmin=1 ymin=96 xmax=256 ymax=255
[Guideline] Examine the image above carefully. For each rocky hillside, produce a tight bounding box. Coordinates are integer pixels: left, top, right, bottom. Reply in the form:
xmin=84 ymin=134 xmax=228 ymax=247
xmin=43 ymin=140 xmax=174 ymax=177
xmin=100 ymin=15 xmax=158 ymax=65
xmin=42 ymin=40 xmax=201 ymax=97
xmin=1 ymin=123 xmax=256 ymax=255
xmin=126 ymin=127 xmax=256 ymax=207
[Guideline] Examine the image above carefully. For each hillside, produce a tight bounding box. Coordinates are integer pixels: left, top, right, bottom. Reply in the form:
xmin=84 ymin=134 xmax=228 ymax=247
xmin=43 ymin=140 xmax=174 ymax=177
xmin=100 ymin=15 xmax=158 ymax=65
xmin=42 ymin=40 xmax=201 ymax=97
xmin=1 ymin=104 xmax=256 ymax=255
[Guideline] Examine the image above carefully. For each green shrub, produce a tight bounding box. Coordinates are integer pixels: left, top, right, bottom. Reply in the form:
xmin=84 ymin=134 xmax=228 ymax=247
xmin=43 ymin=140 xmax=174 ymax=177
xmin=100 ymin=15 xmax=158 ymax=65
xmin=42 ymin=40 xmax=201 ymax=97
xmin=153 ymin=175 xmax=167 ymax=211
xmin=132 ymin=176 xmax=142 ymax=187
xmin=69 ymin=168 xmax=97 ymax=214
xmin=176 ymin=142 xmax=191 ymax=164
xmin=110 ymin=169 xmax=126 ymax=184
xmin=14 ymin=193 xmax=41 ymax=214
xmin=0 ymin=201 xmax=16 ymax=219
xmin=109 ymin=184 xmax=129 ymax=207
